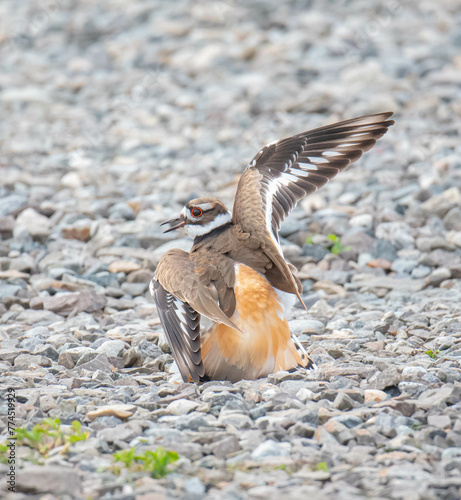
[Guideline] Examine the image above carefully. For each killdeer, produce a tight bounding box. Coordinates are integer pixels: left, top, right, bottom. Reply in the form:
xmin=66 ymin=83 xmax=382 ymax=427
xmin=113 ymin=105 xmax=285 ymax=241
xmin=151 ymin=112 xmax=394 ymax=383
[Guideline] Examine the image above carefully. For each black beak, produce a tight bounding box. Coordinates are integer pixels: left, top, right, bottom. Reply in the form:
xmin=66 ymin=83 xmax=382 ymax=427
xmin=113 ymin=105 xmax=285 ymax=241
xmin=161 ymin=216 xmax=186 ymax=233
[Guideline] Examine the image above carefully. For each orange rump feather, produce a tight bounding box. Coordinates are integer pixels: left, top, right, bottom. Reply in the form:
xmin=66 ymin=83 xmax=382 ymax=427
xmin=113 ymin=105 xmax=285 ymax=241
xmin=201 ymin=264 xmax=306 ymax=381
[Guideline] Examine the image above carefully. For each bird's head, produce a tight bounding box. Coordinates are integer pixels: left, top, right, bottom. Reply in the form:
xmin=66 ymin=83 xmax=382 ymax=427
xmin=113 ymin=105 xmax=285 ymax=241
xmin=162 ymin=197 xmax=232 ymax=238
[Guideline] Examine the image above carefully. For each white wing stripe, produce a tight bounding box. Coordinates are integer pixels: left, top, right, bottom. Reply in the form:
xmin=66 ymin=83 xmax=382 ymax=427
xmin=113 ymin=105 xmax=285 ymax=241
xmin=297 ymin=160 xmax=319 ymax=169
xmin=174 ymin=299 xmax=189 ymax=324
xmin=308 ymin=156 xmax=329 ymax=164
xmin=281 ymin=172 xmax=301 ymax=183
xmin=290 ymin=168 xmax=311 ymax=177
xmin=323 ymin=151 xmax=343 ymax=157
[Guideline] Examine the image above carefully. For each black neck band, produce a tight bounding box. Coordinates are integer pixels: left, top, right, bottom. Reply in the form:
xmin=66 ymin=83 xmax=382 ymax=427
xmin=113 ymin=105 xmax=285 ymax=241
xmin=193 ymin=221 xmax=232 ymax=246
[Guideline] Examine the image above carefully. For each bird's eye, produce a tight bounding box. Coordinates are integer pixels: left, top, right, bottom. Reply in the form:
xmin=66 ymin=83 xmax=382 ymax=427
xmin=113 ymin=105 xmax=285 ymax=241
xmin=191 ymin=207 xmax=203 ymax=217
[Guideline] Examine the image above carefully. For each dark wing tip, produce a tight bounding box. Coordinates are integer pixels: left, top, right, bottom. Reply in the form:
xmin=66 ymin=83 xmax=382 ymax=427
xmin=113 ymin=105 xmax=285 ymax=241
xmin=151 ymin=280 xmax=204 ymax=384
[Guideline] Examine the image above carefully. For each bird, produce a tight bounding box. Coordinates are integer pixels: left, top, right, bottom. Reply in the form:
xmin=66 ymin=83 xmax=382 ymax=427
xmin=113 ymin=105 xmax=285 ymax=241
xmin=150 ymin=112 xmax=394 ymax=383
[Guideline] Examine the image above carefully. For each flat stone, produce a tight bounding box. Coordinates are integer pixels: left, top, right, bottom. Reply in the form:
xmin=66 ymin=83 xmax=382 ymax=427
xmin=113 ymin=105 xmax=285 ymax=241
xmin=313 ymin=280 xmax=347 ymax=296
xmin=209 ymin=435 xmax=242 ymax=458
xmin=364 ymin=389 xmax=388 ymax=403
xmin=166 ymin=399 xmax=200 ymax=416
xmin=126 ymin=268 xmax=153 ymax=283
xmin=374 ymin=400 xmax=416 ymax=417
xmin=108 ymin=260 xmax=142 ymax=273
xmin=0 ymin=348 xmax=27 ymax=363
xmin=0 ymin=283 xmax=22 ymax=299
xmin=0 ymin=269 xmax=30 ymax=279
xmin=86 ymin=403 xmax=137 ymax=421
xmin=368 ymin=366 xmax=402 ymax=390
xmin=16 ymin=309 xmax=64 ymax=325
xmin=367 ymin=258 xmax=392 ymax=270
xmin=42 ymin=289 xmax=107 ymax=316
xmin=425 ymin=267 xmax=451 ymax=287
xmin=98 ymin=423 xmax=141 ymax=443
xmin=352 ymin=274 xmax=425 ymax=292
xmin=427 ymin=414 xmax=451 ymax=428
xmin=16 ymin=465 xmax=82 ymax=495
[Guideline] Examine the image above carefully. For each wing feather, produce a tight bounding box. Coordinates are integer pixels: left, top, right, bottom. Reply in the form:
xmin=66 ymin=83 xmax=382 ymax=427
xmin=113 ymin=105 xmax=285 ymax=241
xmin=151 ymin=280 xmax=203 ymax=382
xmin=151 ymin=248 xmax=240 ymax=383
xmin=234 ymin=112 xmax=394 ymax=239
xmin=232 ymin=111 xmax=394 ymax=306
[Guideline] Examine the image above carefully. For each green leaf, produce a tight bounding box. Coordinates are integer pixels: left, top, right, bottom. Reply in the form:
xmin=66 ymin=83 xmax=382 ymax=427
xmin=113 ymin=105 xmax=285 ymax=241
xmin=425 ymin=349 xmax=439 ymax=359
xmin=113 ymin=447 xmax=137 ymax=468
xmin=315 ymin=461 xmax=329 ymax=472
xmin=43 ymin=418 xmax=61 ymax=431
xmin=71 ymin=421 xmax=82 ymax=433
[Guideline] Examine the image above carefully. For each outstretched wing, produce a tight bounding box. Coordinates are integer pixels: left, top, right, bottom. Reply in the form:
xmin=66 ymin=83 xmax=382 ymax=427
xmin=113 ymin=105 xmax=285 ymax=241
xmin=233 ymin=112 xmax=394 ymax=249
xmin=151 ymin=248 xmax=240 ymax=383
xmin=232 ymin=112 xmax=394 ymax=305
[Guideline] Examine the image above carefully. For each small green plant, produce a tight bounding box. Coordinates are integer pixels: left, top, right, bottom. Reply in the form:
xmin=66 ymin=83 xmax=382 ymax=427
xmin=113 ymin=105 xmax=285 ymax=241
xmin=0 ymin=418 xmax=89 ymax=463
xmin=0 ymin=442 xmax=9 ymax=464
xmin=113 ymin=447 xmax=138 ymax=468
xmin=326 ymin=234 xmax=350 ymax=255
xmin=315 ymin=461 xmax=330 ymax=472
xmin=138 ymin=448 xmax=180 ymax=479
xmin=305 ymin=234 xmax=350 ymax=255
xmin=112 ymin=446 xmax=179 ymax=479
xmin=67 ymin=421 xmax=90 ymax=444
xmin=425 ymin=349 xmax=440 ymax=359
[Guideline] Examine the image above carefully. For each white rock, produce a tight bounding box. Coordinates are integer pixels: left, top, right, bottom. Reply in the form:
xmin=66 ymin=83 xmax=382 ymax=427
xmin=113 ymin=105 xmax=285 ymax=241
xmin=350 ymin=213 xmax=373 ymax=229
xmin=446 ymin=231 xmax=461 ymax=248
xmin=61 ymin=172 xmax=83 ymax=189
xmin=166 ymin=399 xmax=199 ymax=416
xmin=402 ymin=366 xmax=427 ymax=379
xmin=15 ymin=208 xmax=54 ymax=238
xmin=251 ymin=439 xmax=290 ymax=460
xmin=296 ymin=388 xmax=316 ymax=403
xmin=96 ymin=340 xmax=126 ymax=358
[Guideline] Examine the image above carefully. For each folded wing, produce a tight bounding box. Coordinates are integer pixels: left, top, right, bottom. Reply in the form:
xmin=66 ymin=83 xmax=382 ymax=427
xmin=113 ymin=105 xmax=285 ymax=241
xmin=151 ymin=248 xmax=240 ymax=382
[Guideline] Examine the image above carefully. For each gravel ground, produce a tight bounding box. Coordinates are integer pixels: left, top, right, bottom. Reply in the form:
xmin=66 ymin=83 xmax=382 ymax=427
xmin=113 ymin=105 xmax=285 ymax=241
xmin=1 ymin=0 xmax=461 ymax=499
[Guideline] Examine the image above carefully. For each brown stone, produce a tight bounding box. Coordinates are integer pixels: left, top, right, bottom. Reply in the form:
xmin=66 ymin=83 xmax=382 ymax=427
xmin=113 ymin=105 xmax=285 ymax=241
xmin=367 ymin=258 xmax=392 ymax=270
xmin=86 ymin=403 xmax=137 ymax=421
xmin=108 ymin=260 xmax=142 ymax=274
xmin=313 ymin=280 xmax=347 ymax=296
xmin=62 ymin=225 xmax=91 ymax=241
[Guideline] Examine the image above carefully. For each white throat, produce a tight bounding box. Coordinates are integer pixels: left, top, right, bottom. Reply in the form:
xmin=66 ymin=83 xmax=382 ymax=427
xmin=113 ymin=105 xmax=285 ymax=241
xmin=185 ymin=212 xmax=232 ymax=238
